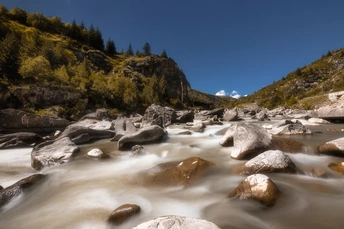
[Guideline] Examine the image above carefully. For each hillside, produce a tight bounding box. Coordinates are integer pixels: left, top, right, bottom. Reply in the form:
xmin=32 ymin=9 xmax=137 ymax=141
xmin=0 ymin=6 xmax=231 ymax=119
xmin=231 ymin=48 xmax=344 ymax=109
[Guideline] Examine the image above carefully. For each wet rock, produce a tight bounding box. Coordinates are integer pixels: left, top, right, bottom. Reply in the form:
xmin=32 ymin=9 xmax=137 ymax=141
xmin=31 ymin=137 xmax=80 ymax=170
xmin=142 ymin=104 xmax=176 ymax=128
xmin=107 ymin=204 xmax=141 ymax=225
xmin=144 ymin=157 xmax=214 ymax=186
xmin=328 ymin=162 xmax=344 ymax=175
xmin=0 ymin=132 xmax=43 ymax=149
xmin=132 ymin=215 xmax=220 ymax=229
xmin=175 ymin=110 xmax=194 ymax=123
xmin=87 ymin=148 xmax=109 ymax=159
xmin=242 ymin=150 xmax=297 ymax=175
xmin=177 ymin=130 xmax=192 ymax=135
xmin=194 ymin=108 xmax=224 ymax=121
xmin=131 ymin=145 xmax=145 ymax=155
xmin=269 ymin=120 xmax=312 ymax=135
xmin=0 ymin=174 xmax=45 ymax=209
xmin=223 ymin=108 xmax=239 ymax=121
xmin=270 ymin=136 xmax=309 ymax=154
xmin=118 ymin=125 xmax=167 ymax=150
xmin=318 ymin=137 xmax=344 ymax=156
xmin=220 ymin=122 xmax=272 ymax=159
xmin=303 ymin=167 xmax=328 ymax=178
xmin=228 ymin=174 xmax=279 ymax=207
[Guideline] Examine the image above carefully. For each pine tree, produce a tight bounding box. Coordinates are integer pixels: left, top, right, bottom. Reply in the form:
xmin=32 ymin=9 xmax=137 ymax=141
xmin=142 ymin=42 xmax=151 ymax=56
xmin=160 ymin=49 xmax=168 ymax=58
xmin=105 ymin=38 xmax=116 ymax=55
xmin=126 ymin=43 xmax=134 ymax=56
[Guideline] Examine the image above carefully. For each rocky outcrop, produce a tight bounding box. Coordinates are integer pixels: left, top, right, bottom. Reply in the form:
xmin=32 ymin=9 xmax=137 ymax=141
xmin=142 ymin=104 xmax=176 ymax=128
xmin=220 ymin=122 xmax=272 ymax=159
xmin=0 ymin=108 xmax=71 ymax=133
xmin=194 ymin=108 xmax=224 ymax=121
xmin=0 ymin=174 xmax=45 ymax=209
xmin=0 ymin=85 xmax=81 ymax=110
xmin=242 ymin=150 xmax=297 ymax=175
xmin=228 ymin=174 xmax=279 ymax=207
xmin=316 ymin=95 xmax=344 ymax=121
xmin=143 ymin=157 xmax=214 ymax=186
xmin=133 ymin=215 xmax=220 ymax=229
xmin=318 ymin=137 xmax=344 ymax=156
xmin=107 ymin=204 xmax=141 ymax=225
xmin=0 ymin=132 xmax=43 ymax=149
xmin=117 ymin=125 xmax=167 ymax=150
xmin=31 ymin=137 xmax=80 ymax=170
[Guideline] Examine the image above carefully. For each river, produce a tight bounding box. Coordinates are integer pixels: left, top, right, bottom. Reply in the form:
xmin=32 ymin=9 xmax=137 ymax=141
xmin=1 ymin=120 xmax=344 ymax=229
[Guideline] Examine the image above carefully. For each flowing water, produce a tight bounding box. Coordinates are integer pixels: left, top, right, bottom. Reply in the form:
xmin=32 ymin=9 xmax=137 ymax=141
xmin=1 ymin=121 xmax=344 ymax=229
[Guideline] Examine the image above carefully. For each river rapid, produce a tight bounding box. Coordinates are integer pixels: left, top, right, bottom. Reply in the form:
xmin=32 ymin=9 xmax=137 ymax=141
xmin=1 ymin=120 xmax=344 ymax=229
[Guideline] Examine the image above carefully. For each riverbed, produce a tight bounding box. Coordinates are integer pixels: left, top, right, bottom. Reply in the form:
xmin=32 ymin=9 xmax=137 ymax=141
xmin=1 ymin=120 xmax=344 ymax=229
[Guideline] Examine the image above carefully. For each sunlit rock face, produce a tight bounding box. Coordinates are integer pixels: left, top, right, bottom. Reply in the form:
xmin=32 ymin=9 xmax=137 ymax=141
xmin=132 ymin=215 xmax=221 ymax=229
xmin=242 ymin=150 xmax=297 ymax=175
xmin=228 ymin=174 xmax=280 ymax=207
xmin=319 ymin=137 xmax=344 ymax=156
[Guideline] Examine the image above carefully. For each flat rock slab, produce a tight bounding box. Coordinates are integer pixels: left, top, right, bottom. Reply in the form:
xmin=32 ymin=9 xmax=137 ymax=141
xmin=133 ymin=215 xmax=220 ymax=229
xmin=31 ymin=137 xmax=80 ymax=170
xmin=228 ymin=174 xmax=280 ymax=207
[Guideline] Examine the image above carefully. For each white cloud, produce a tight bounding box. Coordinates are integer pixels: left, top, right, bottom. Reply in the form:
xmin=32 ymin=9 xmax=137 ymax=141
xmin=215 ymin=90 xmax=227 ymax=96
xmin=230 ymin=90 xmax=241 ymax=99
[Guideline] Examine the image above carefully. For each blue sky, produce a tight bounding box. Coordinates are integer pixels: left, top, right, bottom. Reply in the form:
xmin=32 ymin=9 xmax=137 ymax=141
xmin=2 ymin=0 xmax=344 ymax=97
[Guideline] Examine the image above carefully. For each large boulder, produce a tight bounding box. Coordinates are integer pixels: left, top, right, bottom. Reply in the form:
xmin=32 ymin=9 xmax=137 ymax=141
xmin=318 ymin=137 xmax=344 ymax=156
xmin=175 ymin=110 xmax=194 ymax=123
xmin=242 ymin=150 xmax=297 ymax=175
xmin=269 ymin=120 xmax=312 ymax=135
xmin=142 ymin=104 xmax=176 ymax=128
xmin=220 ymin=122 xmax=272 ymax=159
xmin=316 ymin=96 xmax=344 ymax=121
xmin=117 ymin=125 xmax=167 ymax=150
xmin=57 ymin=125 xmax=114 ymax=144
xmin=107 ymin=204 xmax=141 ymax=225
xmin=133 ymin=215 xmax=220 ymax=229
xmin=223 ymin=108 xmax=239 ymax=121
xmin=0 ymin=174 xmax=45 ymax=209
xmin=228 ymin=174 xmax=280 ymax=207
xmin=143 ymin=157 xmax=214 ymax=186
xmin=0 ymin=108 xmax=71 ymax=133
xmin=0 ymin=132 xmax=43 ymax=149
xmin=194 ymin=108 xmax=224 ymax=121
xmin=31 ymin=137 xmax=80 ymax=170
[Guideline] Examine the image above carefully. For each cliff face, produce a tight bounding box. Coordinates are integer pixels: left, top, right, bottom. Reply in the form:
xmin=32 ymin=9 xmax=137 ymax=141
xmin=125 ymin=56 xmax=190 ymax=101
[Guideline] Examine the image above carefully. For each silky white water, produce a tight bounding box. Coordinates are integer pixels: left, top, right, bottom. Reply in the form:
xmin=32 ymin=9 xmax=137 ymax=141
xmin=1 ymin=121 xmax=344 ymax=229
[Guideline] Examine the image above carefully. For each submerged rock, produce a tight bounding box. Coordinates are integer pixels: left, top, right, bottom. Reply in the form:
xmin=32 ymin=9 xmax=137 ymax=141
xmin=228 ymin=174 xmax=280 ymax=207
xmin=132 ymin=215 xmax=220 ymax=229
xmin=31 ymin=137 xmax=80 ymax=170
xmin=0 ymin=174 xmax=45 ymax=209
xmin=328 ymin=162 xmax=344 ymax=175
xmin=107 ymin=204 xmax=141 ymax=225
xmin=318 ymin=137 xmax=344 ymax=156
xmin=117 ymin=125 xmax=167 ymax=150
xmin=143 ymin=157 xmax=214 ymax=186
xmin=242 ymin=150 xmax=297 ymax=175
xmin=131 ymin=145 xmax=145 ymax=155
